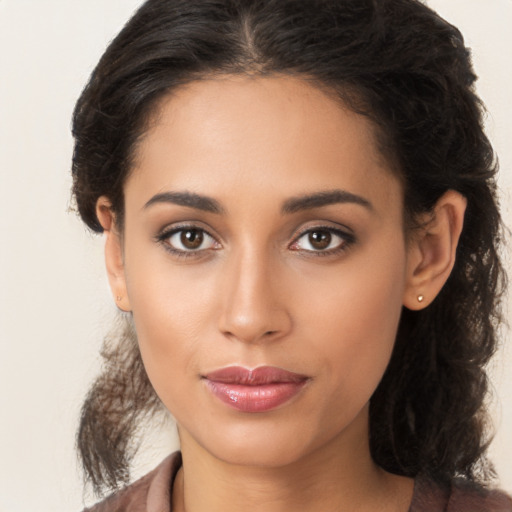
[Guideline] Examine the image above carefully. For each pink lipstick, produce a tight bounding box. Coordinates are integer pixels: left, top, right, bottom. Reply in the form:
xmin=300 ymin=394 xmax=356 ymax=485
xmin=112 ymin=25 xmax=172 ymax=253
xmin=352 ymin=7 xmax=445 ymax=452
xmin=203 ymin=366 xmax=308 ymax=413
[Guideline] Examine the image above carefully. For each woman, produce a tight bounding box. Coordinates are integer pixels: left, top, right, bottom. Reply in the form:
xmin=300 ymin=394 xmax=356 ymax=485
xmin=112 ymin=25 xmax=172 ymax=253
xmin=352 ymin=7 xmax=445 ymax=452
xmin=72 ymin=0 xmax=511 ymax=510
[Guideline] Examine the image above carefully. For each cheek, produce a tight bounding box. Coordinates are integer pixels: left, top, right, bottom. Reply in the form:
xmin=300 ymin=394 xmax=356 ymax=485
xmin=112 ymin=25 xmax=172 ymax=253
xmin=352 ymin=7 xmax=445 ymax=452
xmin=123 ymin=257 xmax=212 ymax=406
xmin=124 ymin=231 xmax=216 ymax=347
xmin=298 ymin=236 xmax=407 ymax=400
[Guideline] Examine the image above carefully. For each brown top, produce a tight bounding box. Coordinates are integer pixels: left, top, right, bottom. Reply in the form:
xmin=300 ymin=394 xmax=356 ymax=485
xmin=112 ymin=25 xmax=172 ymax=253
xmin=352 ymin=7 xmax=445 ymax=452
xmin=84 ymin=452 xmax=512 ymax=512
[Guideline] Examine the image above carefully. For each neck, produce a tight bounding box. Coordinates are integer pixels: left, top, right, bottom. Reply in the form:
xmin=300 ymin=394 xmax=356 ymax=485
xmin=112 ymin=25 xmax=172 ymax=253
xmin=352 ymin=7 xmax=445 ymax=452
xmin=172 ymin=407 xmax=414 ymax=512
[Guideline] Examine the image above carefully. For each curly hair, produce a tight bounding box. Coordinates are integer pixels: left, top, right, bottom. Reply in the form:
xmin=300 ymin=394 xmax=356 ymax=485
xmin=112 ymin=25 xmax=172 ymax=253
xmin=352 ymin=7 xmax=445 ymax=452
xmin=71 ymin=0 xmax=506 ymax=496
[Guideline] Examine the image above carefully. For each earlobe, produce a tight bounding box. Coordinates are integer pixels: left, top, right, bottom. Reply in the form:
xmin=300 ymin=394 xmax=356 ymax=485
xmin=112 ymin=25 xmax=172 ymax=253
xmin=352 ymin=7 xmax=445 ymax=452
xmin=96 ymin=197 xmax=131 ymax=312
xmin=403 ymin=190 xmax=467 ymax=310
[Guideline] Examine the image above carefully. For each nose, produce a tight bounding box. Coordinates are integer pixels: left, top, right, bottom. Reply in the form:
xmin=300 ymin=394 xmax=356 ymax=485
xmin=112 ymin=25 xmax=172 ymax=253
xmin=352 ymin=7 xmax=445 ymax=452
xmin=217 ymin=250 xmax=292 ymax=345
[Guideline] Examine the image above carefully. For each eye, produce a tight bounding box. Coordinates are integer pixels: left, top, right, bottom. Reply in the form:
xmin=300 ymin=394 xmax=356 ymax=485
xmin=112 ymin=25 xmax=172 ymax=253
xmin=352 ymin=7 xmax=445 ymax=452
xmin=290 ymin=227 xmax=353 ymax=253
xmin=160 ymin=227 xmax=219 ymax=253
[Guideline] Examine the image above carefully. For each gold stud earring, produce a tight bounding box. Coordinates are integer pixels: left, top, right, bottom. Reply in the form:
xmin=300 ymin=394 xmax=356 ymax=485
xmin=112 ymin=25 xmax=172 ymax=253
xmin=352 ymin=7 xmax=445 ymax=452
xmin=417 ymin=295 xmax=424 ymax=303
xmin=116 ymin=296 xmax=122 ymax=302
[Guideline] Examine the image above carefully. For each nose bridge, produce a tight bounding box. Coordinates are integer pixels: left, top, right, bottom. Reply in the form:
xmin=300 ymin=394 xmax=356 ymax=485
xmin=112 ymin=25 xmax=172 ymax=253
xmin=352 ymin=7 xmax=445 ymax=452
xmin=218 ymin=244 xmax=290 ymax=344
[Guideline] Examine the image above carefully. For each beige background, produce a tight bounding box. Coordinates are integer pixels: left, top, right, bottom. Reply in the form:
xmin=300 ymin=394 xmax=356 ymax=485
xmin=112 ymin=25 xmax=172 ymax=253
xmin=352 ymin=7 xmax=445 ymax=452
xmin=0 ymin=1 xmax=510 ymax=510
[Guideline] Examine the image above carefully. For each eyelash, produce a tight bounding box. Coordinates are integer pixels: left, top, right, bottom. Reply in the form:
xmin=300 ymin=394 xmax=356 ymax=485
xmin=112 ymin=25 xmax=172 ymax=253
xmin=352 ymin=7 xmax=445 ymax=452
xmin=156 ymin=224 xmax=220 ymax=259
xmin=289 ymin=225 xmax=356 ymax=257
xmin=155 ymin=224 xmax=355 ymax=259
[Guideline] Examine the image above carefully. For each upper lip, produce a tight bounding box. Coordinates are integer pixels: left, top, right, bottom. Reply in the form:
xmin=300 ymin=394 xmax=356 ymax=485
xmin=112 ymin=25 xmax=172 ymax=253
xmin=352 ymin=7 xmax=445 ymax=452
xmin=204 ymin=366 xmax=309 ymax=385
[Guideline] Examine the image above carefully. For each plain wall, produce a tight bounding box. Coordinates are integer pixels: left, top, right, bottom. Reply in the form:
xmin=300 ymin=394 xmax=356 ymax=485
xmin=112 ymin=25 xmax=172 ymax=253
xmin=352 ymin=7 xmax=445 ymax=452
xmin=0 ymin=1 xmax=510 ymax=510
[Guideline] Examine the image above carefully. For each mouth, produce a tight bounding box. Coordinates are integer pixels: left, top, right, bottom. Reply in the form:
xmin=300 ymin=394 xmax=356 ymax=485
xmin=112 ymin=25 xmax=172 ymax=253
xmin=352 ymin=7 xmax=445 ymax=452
xmin=203 ymin=366 xmax=309 ymax=413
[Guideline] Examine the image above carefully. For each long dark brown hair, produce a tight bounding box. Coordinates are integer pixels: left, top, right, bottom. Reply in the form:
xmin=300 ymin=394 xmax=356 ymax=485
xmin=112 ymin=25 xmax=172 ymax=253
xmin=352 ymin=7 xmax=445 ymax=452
xmin=71 ymin=0 xmax=506 ymax=496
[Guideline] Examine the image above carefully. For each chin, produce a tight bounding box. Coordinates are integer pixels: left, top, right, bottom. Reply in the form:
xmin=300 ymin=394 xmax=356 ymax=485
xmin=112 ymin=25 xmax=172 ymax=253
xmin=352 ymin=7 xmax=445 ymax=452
xmin=211 ymin=438 xmax=312 ymax=469
xmin=185 ymin=417 xmax=343 ymax=470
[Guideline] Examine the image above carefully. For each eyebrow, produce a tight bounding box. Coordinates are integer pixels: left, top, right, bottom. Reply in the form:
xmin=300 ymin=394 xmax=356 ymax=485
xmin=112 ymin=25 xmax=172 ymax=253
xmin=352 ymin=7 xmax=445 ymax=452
xmin=143 ymin=188 xmax=372 ymax=216
xmin=143 ymin=191 xmax=224 ymax=214
xmin=282 ymin=189 xmax=373 ymax=214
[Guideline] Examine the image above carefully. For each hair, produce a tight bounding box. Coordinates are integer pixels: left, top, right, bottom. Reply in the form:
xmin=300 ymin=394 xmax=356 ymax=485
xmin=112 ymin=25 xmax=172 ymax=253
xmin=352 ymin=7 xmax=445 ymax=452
xmin=72 ymin=0 xmax=506 ymax=497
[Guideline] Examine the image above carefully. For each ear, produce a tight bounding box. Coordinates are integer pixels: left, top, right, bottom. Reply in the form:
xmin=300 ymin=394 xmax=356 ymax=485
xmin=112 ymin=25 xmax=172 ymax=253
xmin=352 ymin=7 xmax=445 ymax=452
xmin=96 ymin=197 xmax=131 ymax=312
xmin=403 ymin=190 xmax=467 ymax=310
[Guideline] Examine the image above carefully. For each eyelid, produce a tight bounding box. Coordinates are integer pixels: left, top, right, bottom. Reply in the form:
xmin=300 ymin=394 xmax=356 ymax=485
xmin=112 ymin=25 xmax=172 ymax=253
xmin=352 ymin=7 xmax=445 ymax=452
xmin=155 ymin=222 xmax=221 ymax=256
xmin=289 ymin=224 xmax=356 ymax=254
xmin=154 ymin=221 xmax=355 ymax=258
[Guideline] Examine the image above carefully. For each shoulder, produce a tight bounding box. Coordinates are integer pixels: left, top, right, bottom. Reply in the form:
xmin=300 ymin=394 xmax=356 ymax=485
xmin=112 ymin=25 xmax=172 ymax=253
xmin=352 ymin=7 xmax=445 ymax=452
xmin=410 ymin=476 xmax=512 ymax=512
xmin=82 ymin=452 xmax=182 ymax=512
xmin=448 ymin=478 xmax=512 ymax=512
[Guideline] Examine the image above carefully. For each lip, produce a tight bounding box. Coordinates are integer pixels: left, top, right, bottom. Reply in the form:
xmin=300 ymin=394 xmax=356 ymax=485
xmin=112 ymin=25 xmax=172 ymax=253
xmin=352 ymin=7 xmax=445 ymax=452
xmin=203 ymin=366 xmax=309 ymax=413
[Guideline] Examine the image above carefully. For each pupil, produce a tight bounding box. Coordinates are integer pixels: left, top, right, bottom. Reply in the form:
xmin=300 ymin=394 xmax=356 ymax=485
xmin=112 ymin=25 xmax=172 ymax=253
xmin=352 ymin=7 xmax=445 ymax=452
xmin=181 ymin=230 xmax=203 ymax=249
xmin=309 ymin=230 xmax=331 ymax=250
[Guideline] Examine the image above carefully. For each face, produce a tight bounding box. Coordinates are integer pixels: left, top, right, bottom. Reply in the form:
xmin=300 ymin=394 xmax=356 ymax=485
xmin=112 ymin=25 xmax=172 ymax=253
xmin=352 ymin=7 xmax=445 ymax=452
xmin=112 ymin=76 xmax=411 ymax=468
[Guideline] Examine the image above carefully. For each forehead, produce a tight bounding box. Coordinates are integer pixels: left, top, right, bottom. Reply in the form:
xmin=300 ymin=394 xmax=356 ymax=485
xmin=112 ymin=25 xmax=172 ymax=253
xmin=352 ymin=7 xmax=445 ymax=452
xmin=128 ymin=75 xmax=401 ymax=215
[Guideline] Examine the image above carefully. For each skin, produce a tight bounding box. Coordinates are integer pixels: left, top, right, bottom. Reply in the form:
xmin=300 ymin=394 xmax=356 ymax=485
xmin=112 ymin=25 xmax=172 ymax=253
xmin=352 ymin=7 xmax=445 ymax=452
xmin=97 ymin=75 xmax=466 ymax=512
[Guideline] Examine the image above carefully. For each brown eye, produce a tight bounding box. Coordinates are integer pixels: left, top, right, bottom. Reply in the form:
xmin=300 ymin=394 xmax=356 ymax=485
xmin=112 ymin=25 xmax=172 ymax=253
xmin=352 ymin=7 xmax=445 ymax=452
xmin=164 ymin=227 xmax=217 ymax=252
xmin=181 ymin=229 xmax=203 ymax=249
xmin=308 ymin=230 xmax=332 ymax=250
xmin=291 ymin=227 xmax=352 ymax=254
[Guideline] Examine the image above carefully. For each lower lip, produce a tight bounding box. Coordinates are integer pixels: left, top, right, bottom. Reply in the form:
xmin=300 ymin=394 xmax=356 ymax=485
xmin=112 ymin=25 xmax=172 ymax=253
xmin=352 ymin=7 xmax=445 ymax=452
xmin=205 ymin=380 xmax=307 ymax=413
